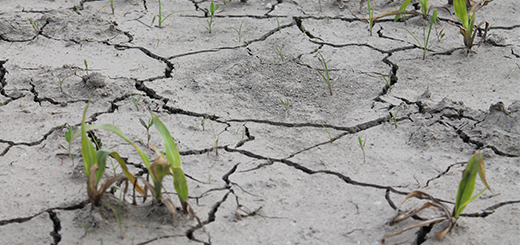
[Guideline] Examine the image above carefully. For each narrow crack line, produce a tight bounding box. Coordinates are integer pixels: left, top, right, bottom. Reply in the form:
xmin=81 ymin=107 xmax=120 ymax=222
xmin=186 ymin=191 xmax=232 ymax=245
xmin=294 ymin=17 xmax=322 ymax=40
xmin=489 ymin=24 xmax=520 ymax=30
xmin=48 ymin=210 xmax=62 ymax=245
xmin=310 ymin=39 xmax=417 ymax=55
xmin=227 ymin=115 xmax=389 ymax=132
xmin=0 ymin=123 xmax=67 ymax=156
xmin=424 ymin=161 xmax=466 ymax=187
xmin=135 ymin=235 xmax=186 ymax=245
xmin=107 ymin=43 xmax=174 ymax=77
xmin=166 ymin=21 xmax=295 ymax=60
xmin=0 ymin=199 xmax=88 ymax=226
xmin=223 ymin=146 xmax=411 ymax=197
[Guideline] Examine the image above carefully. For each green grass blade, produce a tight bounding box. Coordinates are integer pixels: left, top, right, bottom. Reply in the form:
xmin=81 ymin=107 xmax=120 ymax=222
xmin=150 ymin=113 xmax=182 ymax=169
xmin=150 ymin=113 xmax=188 ymax=205
xmin=96 ymin=149 xmax=112 ymax=187
xmin=453 ymin=151 xmax=488 ymax=218
xmin=454 ymin=0 xmax=468 ymax=29
xmin=80 ymin=101 xmax=97 ymax=178
xmin=394 ymin=0 xmax=412 ymax=21
xmin=172 ymin=167 xmax=189 ymax=204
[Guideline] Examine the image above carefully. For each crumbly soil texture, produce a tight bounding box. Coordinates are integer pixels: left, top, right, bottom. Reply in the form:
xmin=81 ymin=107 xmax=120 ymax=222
xmin=1 ymin=0 xmax=519 ymax=244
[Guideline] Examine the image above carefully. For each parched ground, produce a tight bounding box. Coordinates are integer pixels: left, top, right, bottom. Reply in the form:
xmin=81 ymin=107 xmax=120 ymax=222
xmin=1 ymin=0 xmax=519 ymax=244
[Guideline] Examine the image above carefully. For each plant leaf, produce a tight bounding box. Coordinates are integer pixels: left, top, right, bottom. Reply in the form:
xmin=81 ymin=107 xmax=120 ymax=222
xmin=453 ymin=151 xmax=490 ymax=218
xmin=80 ymin=101 xmax=97 ymax=179
xmin=454 ymin=0 xmax=468 ymax=29
xmin=394 ymin=0 xmax=412 ymax=21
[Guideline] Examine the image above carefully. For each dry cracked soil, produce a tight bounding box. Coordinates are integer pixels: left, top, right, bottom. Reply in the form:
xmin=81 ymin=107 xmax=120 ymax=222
xmin=1 ymin=0 xmax=520 ymax=244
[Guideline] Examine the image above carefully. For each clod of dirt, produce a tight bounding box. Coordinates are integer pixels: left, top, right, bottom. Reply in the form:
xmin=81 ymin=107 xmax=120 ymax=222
xmin=82 ymin=72 xmax=106 ymax=88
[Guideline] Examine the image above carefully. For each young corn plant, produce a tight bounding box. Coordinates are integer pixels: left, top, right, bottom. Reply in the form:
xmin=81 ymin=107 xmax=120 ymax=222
xmin=507 ymin=63 xmax=520 ymax=78
xmin=389 ymin=103 xmax=403 ymax=128
xmin=151 ymin=0 xmax=185 ymax=27
xmin=358 ymin=136 xmax=366 ymax=164
xmin=322 ymin=124 xmax=334 ymax=143
xmin=109 ymin=0 xmax=115 ymax=14
xmin=29 ymin=19 xmax=40 ymax=33
xmin=139 ymin=118 xmax=154 ymax=146
xmin=401 ymin=10 xmax=439 ymax=60
xmin=57 ymin=74 xmax=71 ymax=93
xmin=84 ymin=59 xmax=89 ymax=75
xmin=76 ymin=101 xmax=189 ymax=213
xmin=451 ymin=0 xmax=489 ymax=52
xmin=231 ymin=22 xmax=243 ymax=42
xmin=315 ymin=51 xmax=334 ymax=96
xmin=280 ymin=99 xmax=289 ymax=118
xmin=205 ymin=2 xmax=219 ymax=33
xmin=275 ymin=45 xmax=284 ymax=63
xmin=382 ymin=151 xmax=491 ymax=243
xmin=60 ymin=126 xmax=76 ymax=165
xmin=130 ymin=94 xmax=143 ymax=111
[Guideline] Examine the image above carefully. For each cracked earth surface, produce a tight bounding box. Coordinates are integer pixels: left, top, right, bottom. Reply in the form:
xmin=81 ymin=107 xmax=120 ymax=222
xmin=1 ymin=0 xmax=520 ymax=244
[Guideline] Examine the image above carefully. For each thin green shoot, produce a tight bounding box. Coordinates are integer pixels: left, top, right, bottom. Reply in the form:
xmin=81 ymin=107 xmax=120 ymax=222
xmin=453 ymin=0 xmax=489 ymax=51
xmin=236 ymin=126 xmax=245 ymax=139
xmin=103 ymin=203 xmax=123 ymax=239
xmin=208 ymin=119 xmax=219 ymax=155
xmin=231 ymin=22 xmax=243 ymax=42
xmin=151 ymin=0 xmax=186 ymax=27
xmin=358 ymin=136 xmax=366 ymax=164
xmin=61 ymin=126 xmax=76 ymax=165
xmin=208 ymin=172 xmax=211 ymax=184
xmin=401 ymin=10 xmax=438 ymax=60
xmin=380 ymin=73 xmax=392 ymax=91
xmin=201 ymin=109 xmax=214 ymax=131
xmin=100 ymin=238 xmax=103 ymax=245
xmin=394 ymin=0 xmax=412 ymax=21
xmin=205 ymin=2 xmax=219 ymax=33
xmin=275 ymin=45 xmax=284 ymax=63
xmin=79 ymin=223 xmax=94 ymax=238
xmin=276 ymin=16 xmax=281 ymax=31
xmin=84 ymin=59 xmax=88 ymax=75
xmin=507 ymin=63 xmax=520 ymax=78
xmin=453 ymin=151 xmax=491 ymax=218
xmin=367 ymin=0 xmax=374 ymax=35
xmin=130 ymin=94 xmax=143 ymax=111
xmin=139 ymin=118 xmax=154 ymax=146
xmin=322 ymin=124 xmax=334 ymax=143
xmin=29 ymin=19 xmax=40 ymax=33
xmin=280 ymin=99 xmax=289 ymax=118
xmin=315 ymin=50 xmax=334 ymax=96
xmin=389 ymin=103 xmax=403 ymax=128
xmin=109 ymin=0 xmax=114 ymax=14
xmin=57 ymin=74 xmax=71 ymax=93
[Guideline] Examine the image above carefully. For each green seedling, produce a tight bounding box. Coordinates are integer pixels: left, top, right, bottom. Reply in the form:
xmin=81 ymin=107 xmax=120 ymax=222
xmin=205 ymin=2 xmax=219 ymax=33
xmin=389 ymin=103 xmax=403 ymax=128
xmin=507 ymin=63 xmax=520 ymax=78
xmin=79 ymin=223 xmax=94 ymax=238
xmin=382 ymin=151 xmax=491 ymax=243
xmin=60 ymin=126 xmax=76 ymax=165
xmin=130 ymin=94 xmax=143 ymax=111
xmin=280 ymin=99 xmax=289 ymax=118
xmin=57 ymin=74 xmax=71 ymax=93
xmin=322 ymin=124 xmax=334 ymax=143
xmin=84 ymin=59 xmax=89 ymax=74
xmin=109 ymin=0 xmax=115 ymax=14
xmin=315 ymin=51 xmax=334 ymax=96
xmin=358 ymin=136 xmax=366 ymax=164
xmin=276 ymin=16 xmax=281 ymax=31
xmin=401 ymin=10 xmax=438 ymax=60
xmin=201 ymin=109 xmax=214 ymax=131
xmin=236 ymin=126 xmax=245 ymax=139
xmin=231 ymin=22 xmax=243 ymax=42
xmin=275 ymin=45 xmax=284 ymax=63
xmin=29 ymin=19 xmax=40 ymax=33
xmin=452 ymin=0 xmax=489 ymax=52
xmin=367 ymin=0 xmax=375 ymax=35
xmin=139 ymin=118 xmax=154 ymax=146
xmin=151 ymin=0 xmax=185 ymax=27
xmin=381 ymin=73 xmax=392 ymax=91
xmin=395 ymin=0 xmax=428 ymax=20
xmin=103 ymin=202 xmax=123 ymax=239
xmin=75 ymin=101 xmax=189 ymax=213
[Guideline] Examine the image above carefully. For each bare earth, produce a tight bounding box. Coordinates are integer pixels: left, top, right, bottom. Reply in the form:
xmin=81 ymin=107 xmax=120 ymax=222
xmin=1 ymin=0 xmax=519 ymax=244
